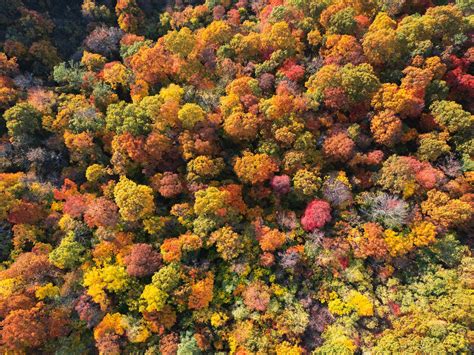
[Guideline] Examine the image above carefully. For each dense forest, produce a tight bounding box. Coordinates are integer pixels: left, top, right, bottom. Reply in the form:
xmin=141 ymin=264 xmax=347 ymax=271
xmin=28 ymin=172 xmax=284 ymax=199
xmin=0 ymin=0 xmax=473 ymax=353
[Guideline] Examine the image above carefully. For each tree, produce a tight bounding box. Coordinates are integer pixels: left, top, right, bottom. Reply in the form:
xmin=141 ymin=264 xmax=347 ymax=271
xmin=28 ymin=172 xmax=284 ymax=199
xmin=160 ymin=237 xmax=183 ymax=263
xmin=321 ymin=5 xmax=357 ymax=35
xmin=53 ymin=95 xmax=98 ymax=134
xmin=208 ymin=226 xmax=243 ymax=260
xmin=84 ymin=197 xmax=119 ymax=228
xmin=243 ymin=281 xmax=271 ymax=312
xmin=0 ymin=303 xmax=69 ymax=351
xmin=164 ymin=27 xmax=196 ymax=58
xmin=139 ymin=284 xmax=168 ymax=312
xmin=0 ymin=53 xmax=19 ymax=76
xmin=49 ymin=232 xmax=85 ymax=269
xmin=1 ymin=305 xmax=46 ymax=350
xmin=262 ymin=21 xmax=299 ymax=54
xmin=124 ymin=243 xmax=161 ymax=277
xmin=301 ymin=199 xmax=331 ymax=231
xmin=362 ymin=12 xmax=404 ymax=66
xmin=114 ymin=176 xmax=155 ymax=222
xmin=102 ymin=61 xmax=131 ymax=89
xmin=129 ymin=41 xmax=172 ymax=86
xmin=258 ymin=228 xmax=286 ymax=252
xmin=83 ymin=264 xmax=130 ymax=308
xmin=84 ymin=26 xmax=123 ymax=57
xmin=370 ymin=110 xmax=402 ymax=147
xmin=371 ymin=83 xmax=425 ymax=118
xmin=421 ymin=190 xmax=472 ymax=228
xmin=234 ymin=152 xmax=278 ymax=184
xmin=377 ymin=155 xmax=445 ymax=196
xmin=223 ymin=111 xmax=260 ymax=142
xmin=106 ymin=101 xmax=152 ymax=136
xmin=323 ymin=132 xmax=355 ymax=162
xmin=293 ymin=169 xmax=322 ymax=197
xmin=115 ymin=0 xmax=144 ymax=34
xmin=271 ymin=174 xmax=291 ymax=194
xmin=322 ymin=35 xmax=365 ymax=66
xmin=417 ymin=132 xmax=450 ymax=162
xmin=430 ymin=100 xmax=473 ymax=133
xmin=187 ymin=155 xmax=224 ymax=180
xmin=194 ymin=186 xmax=229 ymax=218
xmin=306 ymin=63 xmax=380 ymax=109
xmin=7 ymin=200 xmax=44 ymax=225
xmin=93 ymin=313 xmax=126 ymax=353
xmin=340 ymin=63 xmax=380 ymax=104
xmin=348 ymin=222 xmax=388 ymax=259
xmin=152 ymin=172 xmax=185 ymax=198
xmin=3 ymin=102 xmax=42 ymax=143
xmin=178 ymin=103 xmax=206 ymax=130
xmin=188 ymin=273 xmax=214 ymax=310
xmin=0 ymin=76 xmax=17 ymax=109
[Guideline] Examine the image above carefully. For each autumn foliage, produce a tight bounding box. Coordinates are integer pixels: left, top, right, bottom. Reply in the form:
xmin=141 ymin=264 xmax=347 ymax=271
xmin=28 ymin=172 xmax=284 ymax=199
xmin=0 ymin=0 xmax=472 ymax=354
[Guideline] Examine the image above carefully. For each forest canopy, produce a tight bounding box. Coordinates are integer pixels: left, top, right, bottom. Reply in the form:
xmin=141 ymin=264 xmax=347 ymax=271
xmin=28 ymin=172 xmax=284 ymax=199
xmin=0 ymin=0 xmax=473 ymax=353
